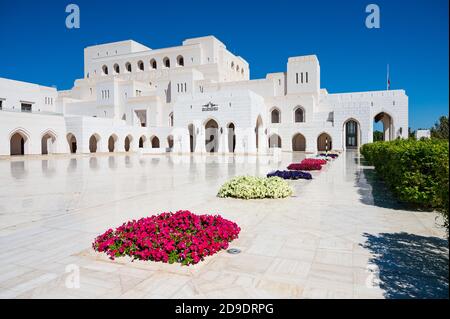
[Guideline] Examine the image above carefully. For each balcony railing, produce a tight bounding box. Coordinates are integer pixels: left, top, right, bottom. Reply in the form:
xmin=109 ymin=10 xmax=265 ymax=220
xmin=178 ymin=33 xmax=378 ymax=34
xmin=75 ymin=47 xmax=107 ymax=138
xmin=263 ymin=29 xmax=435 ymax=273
xmin=0 ymin=108 xmax=64 ymax=116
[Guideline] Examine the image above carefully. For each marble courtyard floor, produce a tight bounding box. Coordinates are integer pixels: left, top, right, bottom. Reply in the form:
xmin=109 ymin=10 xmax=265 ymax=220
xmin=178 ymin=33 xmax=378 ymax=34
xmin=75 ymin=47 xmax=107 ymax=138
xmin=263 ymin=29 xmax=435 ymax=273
xmin=0 ymin=151 xmax=448 ymax=299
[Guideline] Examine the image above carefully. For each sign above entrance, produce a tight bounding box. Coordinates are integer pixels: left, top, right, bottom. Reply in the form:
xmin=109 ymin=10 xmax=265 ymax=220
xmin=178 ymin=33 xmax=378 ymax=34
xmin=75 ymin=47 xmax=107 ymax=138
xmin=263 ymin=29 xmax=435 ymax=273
xmin=202 ymin=102 xmax=218 ymax=112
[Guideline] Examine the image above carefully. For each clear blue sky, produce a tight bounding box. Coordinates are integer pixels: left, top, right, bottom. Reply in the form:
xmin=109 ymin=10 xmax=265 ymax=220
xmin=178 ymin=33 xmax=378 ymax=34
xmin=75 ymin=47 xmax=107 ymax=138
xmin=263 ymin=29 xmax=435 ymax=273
xmin=0 ymin=0 xmax=448 ymax=130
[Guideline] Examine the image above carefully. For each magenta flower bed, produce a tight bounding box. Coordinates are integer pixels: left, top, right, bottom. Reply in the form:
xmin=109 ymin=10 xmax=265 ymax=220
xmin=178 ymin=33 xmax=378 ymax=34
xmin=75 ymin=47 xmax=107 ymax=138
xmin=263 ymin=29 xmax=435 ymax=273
xmin=287 ymin=162 xmax=322 ymax=171
xmin=92 ymin=210 xmax=240 ymax=266
xmin=301 ymin=158 xmax=328 ymax=166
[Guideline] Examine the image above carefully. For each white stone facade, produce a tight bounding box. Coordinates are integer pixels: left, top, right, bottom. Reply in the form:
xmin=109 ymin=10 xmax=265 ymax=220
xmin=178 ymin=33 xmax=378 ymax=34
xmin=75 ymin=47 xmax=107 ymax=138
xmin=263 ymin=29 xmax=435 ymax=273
xmin=416 ymin=129 xmax=431 ymax=140
xmin=0 ymin=36 xmax=408 ymax=156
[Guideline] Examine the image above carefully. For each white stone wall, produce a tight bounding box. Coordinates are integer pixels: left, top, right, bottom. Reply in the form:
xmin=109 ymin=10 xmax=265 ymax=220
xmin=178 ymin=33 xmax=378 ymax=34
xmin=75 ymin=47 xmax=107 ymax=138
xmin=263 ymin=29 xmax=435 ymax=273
xmin=0 ymin=36 xmax=409 ymax=156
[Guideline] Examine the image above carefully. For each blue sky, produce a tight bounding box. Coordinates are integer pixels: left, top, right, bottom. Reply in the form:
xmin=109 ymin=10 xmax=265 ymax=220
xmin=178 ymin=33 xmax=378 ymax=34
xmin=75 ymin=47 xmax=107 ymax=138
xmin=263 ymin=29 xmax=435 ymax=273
xmin=0 ymin=0 xmax=448 ymax=130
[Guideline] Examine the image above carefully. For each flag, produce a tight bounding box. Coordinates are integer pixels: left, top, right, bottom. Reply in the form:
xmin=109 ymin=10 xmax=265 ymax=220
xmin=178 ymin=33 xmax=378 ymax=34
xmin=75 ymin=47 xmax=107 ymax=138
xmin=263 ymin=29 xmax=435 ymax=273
xmin=387 ymin=64 xmax=390 ymax=90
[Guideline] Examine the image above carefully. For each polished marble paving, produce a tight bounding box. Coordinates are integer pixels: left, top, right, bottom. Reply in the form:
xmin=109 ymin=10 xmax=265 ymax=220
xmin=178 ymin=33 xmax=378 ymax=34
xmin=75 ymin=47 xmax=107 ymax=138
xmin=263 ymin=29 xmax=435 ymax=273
xmin=0 ymin=151 xmax=448 ymax=299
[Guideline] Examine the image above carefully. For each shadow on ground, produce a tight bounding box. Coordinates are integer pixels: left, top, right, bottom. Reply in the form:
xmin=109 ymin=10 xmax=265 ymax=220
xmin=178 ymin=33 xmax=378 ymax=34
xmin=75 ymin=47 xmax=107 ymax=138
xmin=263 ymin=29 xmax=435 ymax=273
xmin=354 ymin=158 xmax=427 ymax=211
xmin=362 ymin=232 xmax=449 ymax=299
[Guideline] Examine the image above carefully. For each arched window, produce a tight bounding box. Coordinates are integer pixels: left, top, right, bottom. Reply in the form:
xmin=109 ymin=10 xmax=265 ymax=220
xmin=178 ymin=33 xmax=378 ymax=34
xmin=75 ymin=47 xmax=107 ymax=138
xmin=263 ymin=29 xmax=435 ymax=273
xmin=150 ymin=59 xmax=157 ymax=69
xmin=137 ymin=60 xmax=144 ymax=71
xmin=271 ymin=108 xmax=280 ymax=123
xmin=169 ymin=112 xmax=174 ymax=127
xmin=177 ymin=55 xmax=184 ymax=66
xmin=294 ymin=107 xmax=305 ymax=123
xmin=102 ymin=65 xmax=109 ymax=75
xmin=163 ymin=57 xmax=170 ymax=68
xmin=231 ymin=62 xmax=234 ymax=69
xmin=125 ymin=62 xmax=132 ymax=73
xmin=236 ymin=65 xmax=240 ymax=72
xmin=113 ymin=64 xmax=120 ymax=74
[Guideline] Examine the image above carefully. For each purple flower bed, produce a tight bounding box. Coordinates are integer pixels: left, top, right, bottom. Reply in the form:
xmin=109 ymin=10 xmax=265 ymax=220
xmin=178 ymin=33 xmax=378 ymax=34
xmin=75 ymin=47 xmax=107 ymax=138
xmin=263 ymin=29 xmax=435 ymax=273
xmin=319 ymin=153 xmax=339 ymax=159
xmin=267 ymin=170 xmax=313 ymax=180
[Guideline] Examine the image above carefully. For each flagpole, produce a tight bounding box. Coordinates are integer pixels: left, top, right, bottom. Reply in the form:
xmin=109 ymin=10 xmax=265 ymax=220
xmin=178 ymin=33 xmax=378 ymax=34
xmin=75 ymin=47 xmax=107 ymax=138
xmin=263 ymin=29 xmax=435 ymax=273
xmin=387 ymin=64 xmax=390 ymax=91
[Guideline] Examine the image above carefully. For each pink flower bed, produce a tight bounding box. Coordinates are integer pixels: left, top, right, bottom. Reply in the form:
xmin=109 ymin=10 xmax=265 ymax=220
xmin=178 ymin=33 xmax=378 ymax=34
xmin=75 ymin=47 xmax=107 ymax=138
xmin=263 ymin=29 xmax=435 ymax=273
xmin=287 ymin=162 xmax=322 ymax=171
xmin=301 ymin=158 xmax=328 ymax=166
xmin=92 ymin=210 xmax=240 ymax=266
xmin=287 ymin=158 xmax=327 ymax=171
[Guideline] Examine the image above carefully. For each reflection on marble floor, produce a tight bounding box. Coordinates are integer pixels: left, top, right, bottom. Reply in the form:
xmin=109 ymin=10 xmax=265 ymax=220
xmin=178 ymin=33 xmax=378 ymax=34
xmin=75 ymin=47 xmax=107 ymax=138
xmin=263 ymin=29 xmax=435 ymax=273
xmin=0 ymin=151 xmax=447 ymax=299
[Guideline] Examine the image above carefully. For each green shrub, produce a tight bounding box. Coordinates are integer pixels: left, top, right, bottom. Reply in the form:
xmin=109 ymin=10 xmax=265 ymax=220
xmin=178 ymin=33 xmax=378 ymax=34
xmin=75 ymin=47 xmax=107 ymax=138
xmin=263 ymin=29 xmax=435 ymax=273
xmin=217 ymin=176 xmax=293 ymax=199
xmin=361 ymin=139 xmax=449 ymax=233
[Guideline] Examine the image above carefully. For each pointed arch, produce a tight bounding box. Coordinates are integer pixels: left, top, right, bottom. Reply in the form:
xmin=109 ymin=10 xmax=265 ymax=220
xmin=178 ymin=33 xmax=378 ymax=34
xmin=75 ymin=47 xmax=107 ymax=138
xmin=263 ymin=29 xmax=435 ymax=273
xmin=373 ymin=111 xmax=394 ymax=141
xmin=124 ymin=135 xmax=133 ymax=152
xmin=343 ymin=118 xmax=361 ymax=149
xmin=108 ymin=134 xmax=118 ymax=152
xmin=150 ymin=59 xmax=157 ymax=70
xmin=139 ymin=135 xmax=147 ymax=148
xmin=89 ymin=133 xmax=101 ymax=153
xmin=9 ymin=128 xmax=30 ymax=156
xmin=150 ymin=135 xmax=160 ymax=148
xmin=269 ymin=133 xmax=282 ymax=148
xmin=204 ymin=118 xmax=219 ymax=153
xmin=176 ymin=55 xmax=184 ymax=66
xmin=294 ymin=106 xmax=305 ymax=123
xmin=292 ymin=133 xmax=306 ymax=151
xmin=66 ymin=133 xmax=77 ymax=154
xmin=317 ymin=132 xmax=332 ymax=152
xmin=41 ymin=130 xmax=57 ymax=155
xmin=163 ymin=57 xmax=170 ymax=68
xmin=270 ymin=107 xmax=281 ymax=124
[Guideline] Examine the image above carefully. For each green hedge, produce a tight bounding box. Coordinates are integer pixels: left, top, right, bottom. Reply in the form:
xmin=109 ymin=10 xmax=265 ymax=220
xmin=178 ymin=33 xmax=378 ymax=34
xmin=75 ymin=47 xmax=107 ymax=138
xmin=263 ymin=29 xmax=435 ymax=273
xmin=217 ymin=176 xmax=293 ymax=199
xmin=360 ymin=139 xmax=449 ymax=232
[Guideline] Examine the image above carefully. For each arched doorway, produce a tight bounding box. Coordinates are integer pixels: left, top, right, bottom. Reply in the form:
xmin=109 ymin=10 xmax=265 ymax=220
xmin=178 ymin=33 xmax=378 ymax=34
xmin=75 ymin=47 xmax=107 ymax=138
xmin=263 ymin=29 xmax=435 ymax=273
xmin=227 ymin=123 xmax=236 ymax=153
xmin=344 ymin=119 xmax=360 ymax=149
xmin=292 ymin=133 xmax=306 ymax=151
xmin=139 ymin=135 xmax=146 ymax=148
xmin=188 ymin=124 xmax=195 ymax=152
xmin=10 ymin=131 xmax=28 ymax=156
xmin=108 ymin=134 xmax=118 ymax=152
xmin=124 ymin=135 xmax=133 ymax=152
xmin=255 ymin=115 xmax=263 ymax=150
xmin=167 ymin=135 xmax=174 ymax=149
xmin=89 ymin=134 xmax=100 ymax=153
xmin=151 ymin=136 xmax=160 ymax=148
xmin=269 ymin=134 xmax=282 ymax=148
xmin=317 ymin=133 xmax=332 ymax=152
xmin=374 ymin=112 xmax=394 ymax=141
xmin=205 ymin=119 xmax=219 ymax=153
xmin=41 ymin=132 xmax=56 ymax=155
xmin=67 ymin=133 xmax=77 ymax=154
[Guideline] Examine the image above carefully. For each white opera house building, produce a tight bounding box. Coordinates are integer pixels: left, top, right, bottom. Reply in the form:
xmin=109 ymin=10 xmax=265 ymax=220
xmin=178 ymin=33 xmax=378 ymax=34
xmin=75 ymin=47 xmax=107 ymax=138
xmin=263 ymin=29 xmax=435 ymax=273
xmin=0 ymin=36 xmax=408 ymax=156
